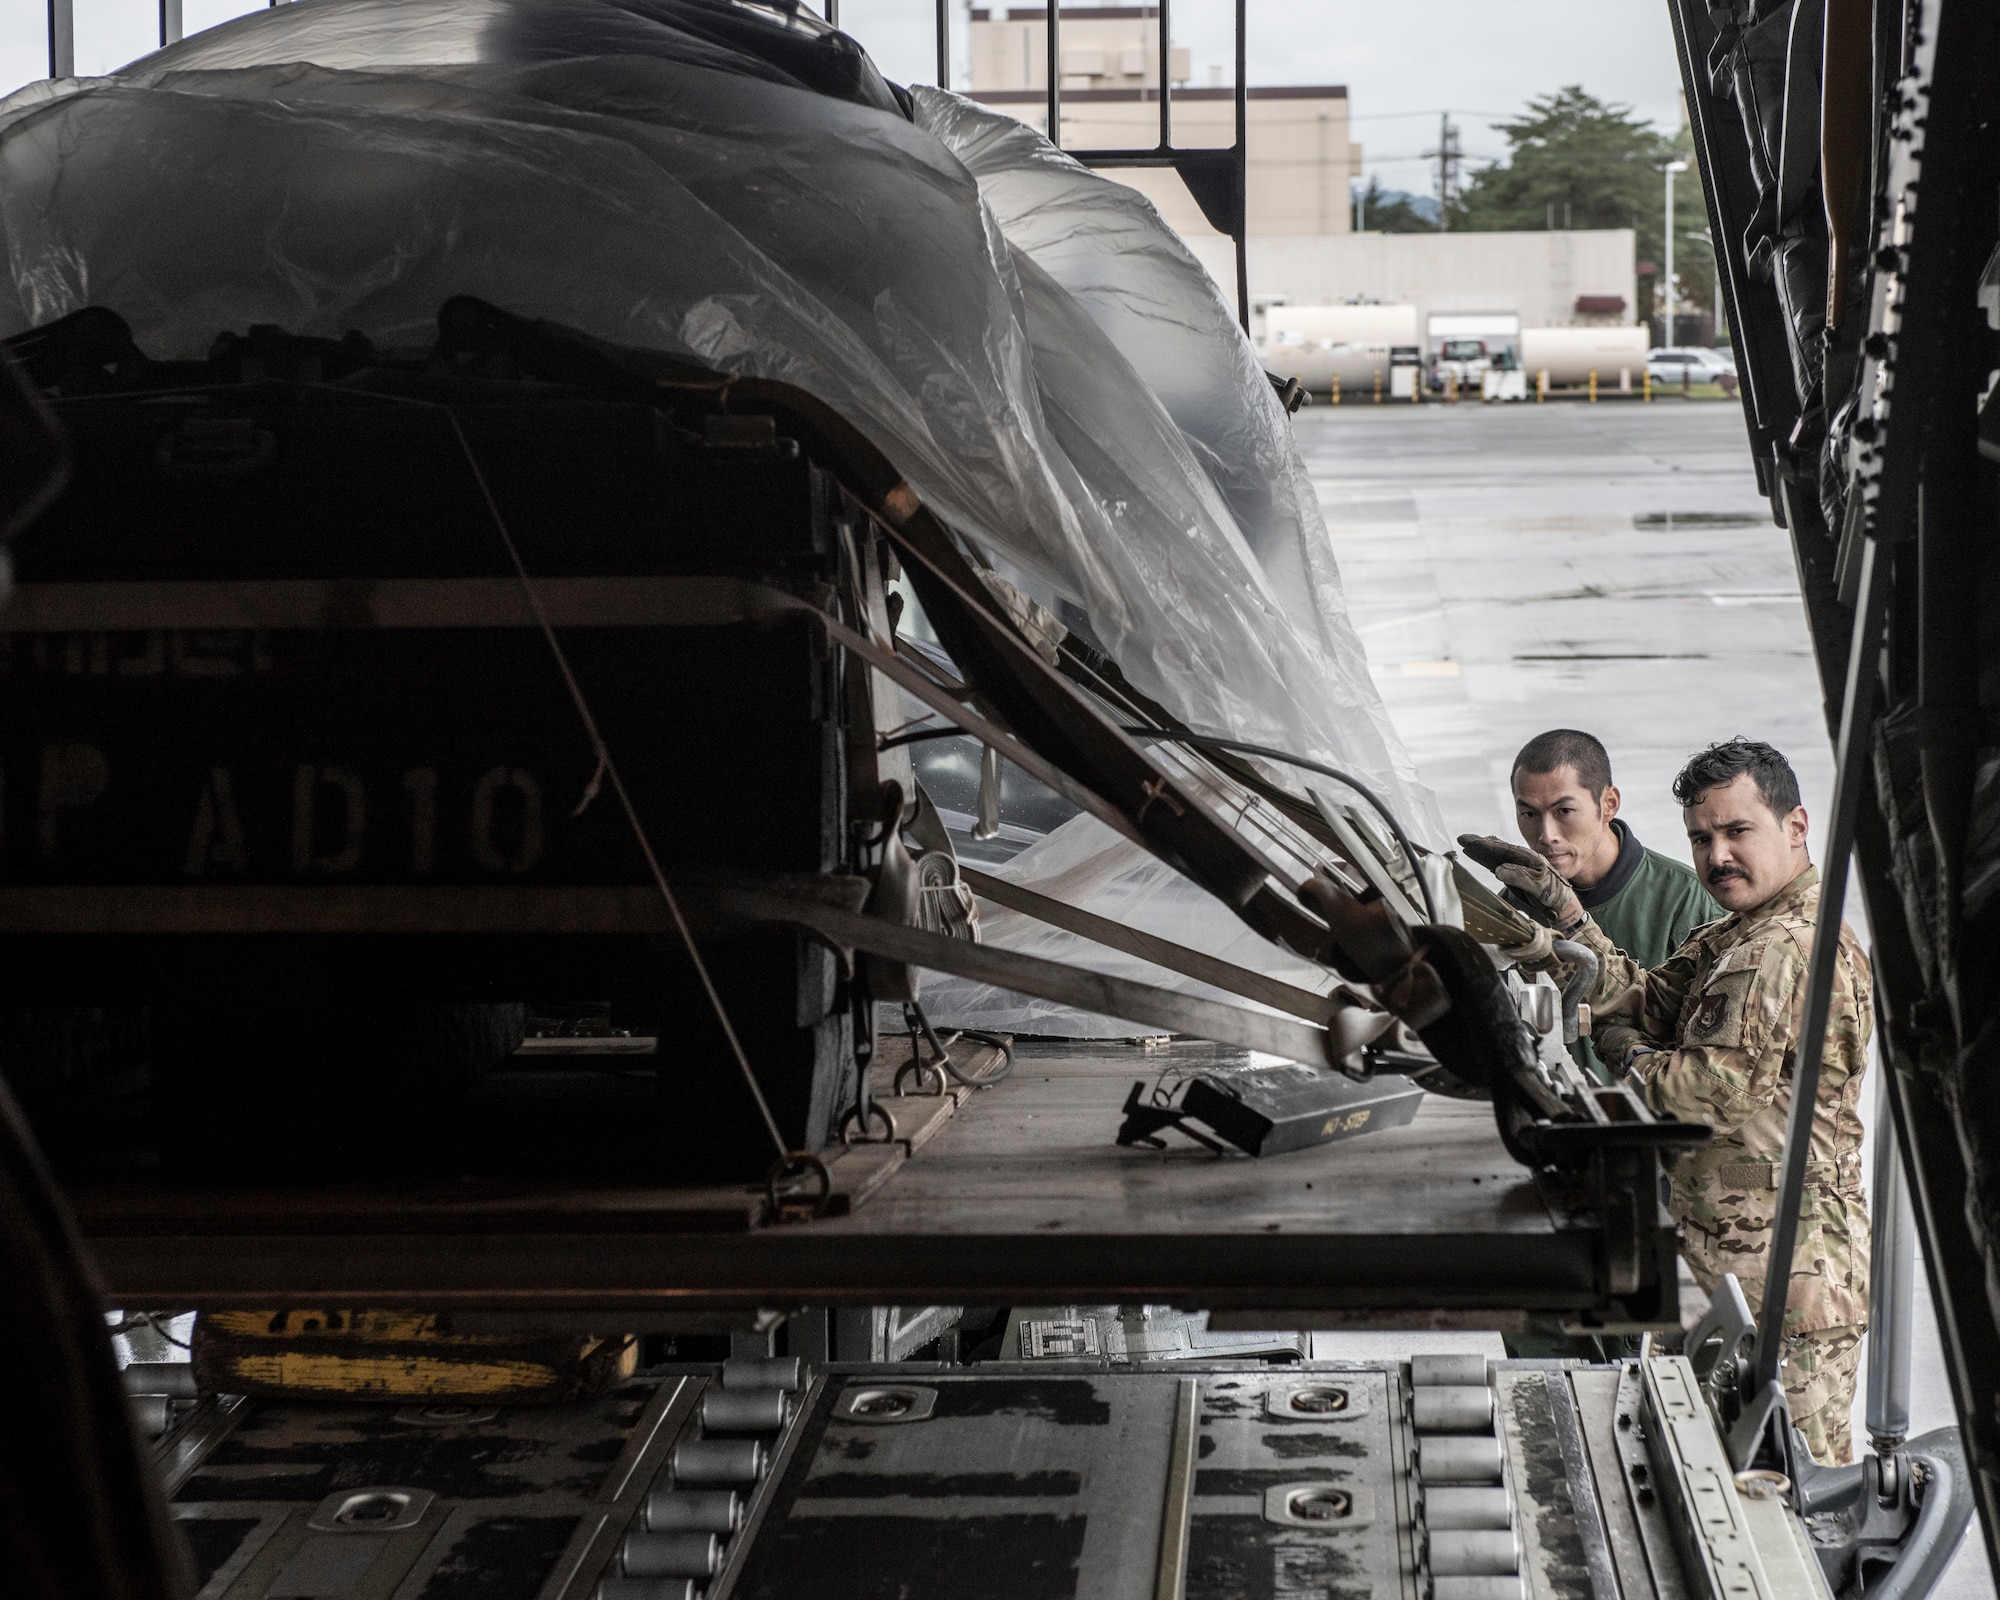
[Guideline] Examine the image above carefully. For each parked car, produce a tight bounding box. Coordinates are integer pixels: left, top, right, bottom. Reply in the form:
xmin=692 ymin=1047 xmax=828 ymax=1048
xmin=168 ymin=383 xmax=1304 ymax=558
xmin=1646 ymin=346 xmax=1738 ymax=386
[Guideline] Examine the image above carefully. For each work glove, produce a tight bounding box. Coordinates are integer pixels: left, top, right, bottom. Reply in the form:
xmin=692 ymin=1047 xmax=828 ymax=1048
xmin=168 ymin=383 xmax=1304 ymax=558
xmin=1593 ymin=1022 xmax=1649 ymax=1071
xmin=1456 ymin=835 xmax=1586 ymax=934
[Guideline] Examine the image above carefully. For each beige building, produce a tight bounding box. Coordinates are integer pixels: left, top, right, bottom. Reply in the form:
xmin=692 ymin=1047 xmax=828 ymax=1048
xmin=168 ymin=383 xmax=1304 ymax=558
xmin=967 ymin=5 xmax=1361 ymax=238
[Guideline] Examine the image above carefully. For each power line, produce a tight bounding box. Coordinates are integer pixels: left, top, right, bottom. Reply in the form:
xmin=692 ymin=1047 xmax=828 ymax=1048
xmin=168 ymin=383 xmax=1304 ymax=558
xmin=1344 ymin=107 xmax=1518 ymax=122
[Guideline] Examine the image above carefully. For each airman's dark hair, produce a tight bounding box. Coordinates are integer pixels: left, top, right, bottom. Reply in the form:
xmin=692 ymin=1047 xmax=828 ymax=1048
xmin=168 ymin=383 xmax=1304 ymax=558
xmin=1672 ymin=738 xmax=1802 ymax=817
xmin=1512 ymin=729 xmax=1613 ymax=799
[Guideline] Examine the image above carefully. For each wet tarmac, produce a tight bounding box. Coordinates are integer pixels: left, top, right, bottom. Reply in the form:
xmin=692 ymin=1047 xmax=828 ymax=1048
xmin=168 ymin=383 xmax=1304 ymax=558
xmin=1300 ymin=397 xmax=1826 ymax=865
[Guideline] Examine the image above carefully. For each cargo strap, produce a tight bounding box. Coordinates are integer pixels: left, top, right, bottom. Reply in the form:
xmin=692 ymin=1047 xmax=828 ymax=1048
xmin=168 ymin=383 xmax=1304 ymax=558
xmin=960 ymin=866 xmax=1349 ymax=1028
xmin=0 ymin=573 xmax=1364 ymax=1065
xmin=716 ymin=878 xmax=1346 ymax=1071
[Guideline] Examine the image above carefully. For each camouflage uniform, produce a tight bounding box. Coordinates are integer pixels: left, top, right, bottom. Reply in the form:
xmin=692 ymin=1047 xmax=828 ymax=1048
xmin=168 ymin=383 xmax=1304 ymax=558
xmin=1575 ymin=865 xmax=1871 ymax=1464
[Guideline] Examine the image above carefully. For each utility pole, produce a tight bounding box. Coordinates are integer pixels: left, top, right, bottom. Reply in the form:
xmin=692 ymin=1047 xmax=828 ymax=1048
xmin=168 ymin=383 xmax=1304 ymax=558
xmin=1426 ymin=113 xmax=1462 ymax=231
xmin=1662 ymin=160 xmax=1687 ymax=346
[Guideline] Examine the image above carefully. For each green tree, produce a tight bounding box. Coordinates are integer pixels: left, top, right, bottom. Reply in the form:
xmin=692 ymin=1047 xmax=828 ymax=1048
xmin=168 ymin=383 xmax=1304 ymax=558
xmin=1452 ymin=87 xmax=1716 ymax=336
xmin=1354 ymin=176 xmax=1436 ymax=234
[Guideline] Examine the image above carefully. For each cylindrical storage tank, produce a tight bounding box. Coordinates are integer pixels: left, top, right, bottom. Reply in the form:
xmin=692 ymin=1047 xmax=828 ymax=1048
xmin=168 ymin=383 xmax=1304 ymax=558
xmin=721 ymin=1357 xmax=803 ymax=1392
xmin=620 ymin=1532 xmax=720 ymax=1580
xmin=644 ymin=1489 xmax=742 ymax=1535
xmin=672 ymin=1438 xmax=766 ymax=1485
xmin=1413 ymin=1387 xmax=1495 ymax=1433
xmin=701 ymin=1388 xmax=788 ymax=1433
xmin=1518 ymin=326 xmax=1649 ymax=389
xmin=1429 ymin=1529 xmax=1521 ymax=1576
xmin=1262 ymin=304 xmax=1422 ymax=391
xmin=1433 ymin=1577 xmax=1528 ymax=1600
xmin=1423 ymin=1487 xmax=1513 ymax=1530
xmin=1418 ymin=1436 xmax=1505 ymax=1484
xmin=1411 ymin=1354 xmax=1490 ymax=1388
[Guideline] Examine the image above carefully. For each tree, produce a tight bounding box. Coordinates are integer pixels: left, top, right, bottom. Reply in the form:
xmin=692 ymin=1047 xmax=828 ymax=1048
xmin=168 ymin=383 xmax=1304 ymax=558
xmin=1354 ymin=176 xmax=1437 ymax=234
xmin=1452 ymin=87 xmax=1715 ymax=335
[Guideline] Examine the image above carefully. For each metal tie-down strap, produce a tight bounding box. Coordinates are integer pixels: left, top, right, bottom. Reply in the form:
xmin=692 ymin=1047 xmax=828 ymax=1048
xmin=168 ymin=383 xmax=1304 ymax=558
xmin=1738 ymin=533 xmax=1890 ymax=1468
xmin=960 ymin=866 xmax=1347 ymax=1028
xmin=717 ymin=878 xmax=1351 ymax=1072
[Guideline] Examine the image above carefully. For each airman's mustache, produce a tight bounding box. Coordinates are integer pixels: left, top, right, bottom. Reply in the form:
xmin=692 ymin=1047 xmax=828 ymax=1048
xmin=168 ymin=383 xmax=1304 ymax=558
xmin=1707 ymin=867 xmax=1746 ymax=883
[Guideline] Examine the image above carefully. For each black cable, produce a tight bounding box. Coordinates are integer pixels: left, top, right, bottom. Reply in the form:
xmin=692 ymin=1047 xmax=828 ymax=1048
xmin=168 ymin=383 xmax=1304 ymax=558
xmin=940 ymin=1028 xmax=1015 ymax=1084
xmin=877 ymin=725 xmax=966 ymax=751
xmin=1119 ymin=727 xmax=1439 ymax=925
xmin=905 ymin=1001 xmax=1016 ymax=1086
xmin=108 ymin=1311 xmax=191 ymax=1350
xmin=877 ymin=718 xmax=1436 ymax=922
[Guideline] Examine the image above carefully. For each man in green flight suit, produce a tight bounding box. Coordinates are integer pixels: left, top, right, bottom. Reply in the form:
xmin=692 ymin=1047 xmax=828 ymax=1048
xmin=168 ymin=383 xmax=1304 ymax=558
xmin=1483 ymin=729 xmax=1720 ymax=1079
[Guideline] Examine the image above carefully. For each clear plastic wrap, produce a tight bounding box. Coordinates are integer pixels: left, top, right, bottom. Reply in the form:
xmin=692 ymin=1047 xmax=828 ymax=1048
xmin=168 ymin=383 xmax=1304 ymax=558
xmin=0 ymin=0 xmax=1438 ymax=1029
xmin=919 ymin=814 xmax=1339 ymax=1038
xmin=914 ymin=88 xmax=1435 ymax=842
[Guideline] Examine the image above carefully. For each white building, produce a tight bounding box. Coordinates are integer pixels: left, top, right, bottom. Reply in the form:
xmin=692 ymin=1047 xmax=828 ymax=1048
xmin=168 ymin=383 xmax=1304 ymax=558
xmin=1189 ymin=230 xmax=1640 ymax=339
xmin=965 ymin=7 xmax=1634 ymax=331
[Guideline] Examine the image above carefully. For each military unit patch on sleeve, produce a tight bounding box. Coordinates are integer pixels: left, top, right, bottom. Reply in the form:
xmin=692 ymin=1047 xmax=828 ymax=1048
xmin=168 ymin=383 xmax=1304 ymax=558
xmin=1691 ymin=992 xmax=1728 ymax=1035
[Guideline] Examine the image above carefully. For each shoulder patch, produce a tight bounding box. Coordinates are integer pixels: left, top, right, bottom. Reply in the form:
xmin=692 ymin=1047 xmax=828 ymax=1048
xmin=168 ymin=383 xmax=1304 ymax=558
xmin=1682 ymin=965 xmax=1758 ymax=1047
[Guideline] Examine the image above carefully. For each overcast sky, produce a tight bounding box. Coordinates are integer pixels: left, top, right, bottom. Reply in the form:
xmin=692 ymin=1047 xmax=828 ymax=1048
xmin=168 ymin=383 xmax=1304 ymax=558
xmin=1 ymin=0 xmax=1685 ymax=195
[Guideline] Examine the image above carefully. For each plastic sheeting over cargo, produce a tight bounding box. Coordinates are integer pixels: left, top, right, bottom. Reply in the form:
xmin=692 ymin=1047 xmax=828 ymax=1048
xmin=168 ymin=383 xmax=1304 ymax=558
xmin=0 ymin=0 xmax=1441 ymax=1036
xmin=898 ymin=90 xmax=1429 ymax=1031
xmin=0 ymin=0 xmax=1432 ymax=841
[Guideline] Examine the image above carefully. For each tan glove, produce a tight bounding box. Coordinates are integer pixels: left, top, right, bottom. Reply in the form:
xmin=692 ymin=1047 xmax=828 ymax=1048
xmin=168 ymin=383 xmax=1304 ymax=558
xmin=1456 ymin=835 xmax=1585 ymax=934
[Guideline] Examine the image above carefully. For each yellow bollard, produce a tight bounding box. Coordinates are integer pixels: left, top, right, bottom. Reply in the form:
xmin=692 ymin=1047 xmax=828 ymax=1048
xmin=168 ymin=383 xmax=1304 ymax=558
xmin=1644 ymin=368 xmax=1652 ymax=403
xmin=1373 ymin=368 xmax=1382 ymax=405
xmin=1331 ymin=373 xmax=1341 ymax=406
xmin=1447 ymin=370 xmax=1458 ymax=404
xmin=1536 ymin=369 xmax=1547 ymax=403
xmin=1410 ymin=370 xmax=1420 ymax=404
xmin=1589 ymin=369 xmax=1598 ymax=403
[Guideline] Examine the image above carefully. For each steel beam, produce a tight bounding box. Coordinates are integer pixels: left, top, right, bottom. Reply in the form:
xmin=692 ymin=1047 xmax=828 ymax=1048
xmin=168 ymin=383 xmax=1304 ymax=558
xmin=47 ymin=0 xmax=73 ymax=78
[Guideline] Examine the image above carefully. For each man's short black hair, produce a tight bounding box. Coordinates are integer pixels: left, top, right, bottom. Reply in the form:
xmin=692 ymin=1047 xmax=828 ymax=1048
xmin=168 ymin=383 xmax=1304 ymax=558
xmin=1512 ymin=729 xmax=1613 ymax=798
xmin=1672 ymin=738 xmax=1802 ymax=817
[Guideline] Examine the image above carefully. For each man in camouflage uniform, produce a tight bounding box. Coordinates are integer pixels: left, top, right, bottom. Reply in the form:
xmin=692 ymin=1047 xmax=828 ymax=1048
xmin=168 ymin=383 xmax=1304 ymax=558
xmin=1462 ymin=738 xmax=1870 ymax=1464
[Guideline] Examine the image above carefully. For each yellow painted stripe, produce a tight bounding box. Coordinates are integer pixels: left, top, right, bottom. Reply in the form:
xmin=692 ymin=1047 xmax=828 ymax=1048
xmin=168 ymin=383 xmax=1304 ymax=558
xmin=220 ymin=1352 xmax=564 ymax=1396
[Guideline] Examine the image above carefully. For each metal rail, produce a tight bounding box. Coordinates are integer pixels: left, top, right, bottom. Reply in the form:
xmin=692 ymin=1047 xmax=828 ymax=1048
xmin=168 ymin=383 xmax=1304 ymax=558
xmin=1866 ymin=1039 xmax=1916 ymax=1455
xmin=976 ymin=0 xmax=1253 ymax=332
xmin=46 ymin=0 xmax=72 ymax=76
xmin=1751 ymin=533 xmax=1886 ymax=1398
